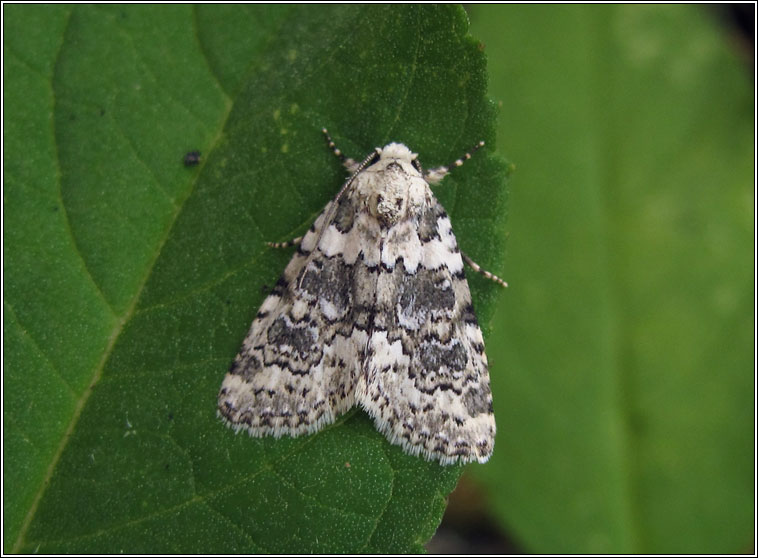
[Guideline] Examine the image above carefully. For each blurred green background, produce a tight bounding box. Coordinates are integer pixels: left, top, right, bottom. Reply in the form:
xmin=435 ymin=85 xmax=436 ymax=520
xmin=432 ymin=4 xmax=754 ymax=554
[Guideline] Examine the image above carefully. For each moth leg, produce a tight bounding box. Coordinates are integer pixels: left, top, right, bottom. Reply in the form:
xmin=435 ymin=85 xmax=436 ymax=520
xmin=266 ymin=236 xmax=302 ymax=249
xmin=322 ymin=127 xmax=357 ymax=170
xmin=462 ymin=251 xmax=508 ymax=288
xmin=425 ymin=140 xmax=486 ymax=185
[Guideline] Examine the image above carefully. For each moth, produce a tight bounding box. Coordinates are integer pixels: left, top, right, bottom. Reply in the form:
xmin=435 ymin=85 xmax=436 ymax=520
xmin=218 ymin=129 xmax=506 ymax=464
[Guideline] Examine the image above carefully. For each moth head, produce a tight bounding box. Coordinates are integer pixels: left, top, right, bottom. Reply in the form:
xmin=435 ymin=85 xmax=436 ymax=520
xmin=379 ymin=142 xmax=417 ymax=162
xmin=379 ymin=143 xmax=423 ymax=174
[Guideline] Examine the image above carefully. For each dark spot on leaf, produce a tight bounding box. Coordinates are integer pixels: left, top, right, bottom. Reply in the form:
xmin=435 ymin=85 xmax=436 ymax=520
xmin=183 ymin=150 xmax=201 ymax=167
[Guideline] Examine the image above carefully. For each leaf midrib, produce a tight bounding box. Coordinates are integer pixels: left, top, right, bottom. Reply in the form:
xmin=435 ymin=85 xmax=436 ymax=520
xmin=588 ymin=11 xmax=643 ymax=552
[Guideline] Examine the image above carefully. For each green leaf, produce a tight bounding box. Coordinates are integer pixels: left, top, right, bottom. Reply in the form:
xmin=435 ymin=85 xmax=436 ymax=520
xmin=468 ymin=4 xmax=753 ymax=553
xmin=3 ymin=5 xmax=508 ymax=553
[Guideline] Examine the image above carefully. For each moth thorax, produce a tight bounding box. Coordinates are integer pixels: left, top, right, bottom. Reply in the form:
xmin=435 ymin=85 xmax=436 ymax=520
xmin=369 ymin=171 xmax=411 ymax=227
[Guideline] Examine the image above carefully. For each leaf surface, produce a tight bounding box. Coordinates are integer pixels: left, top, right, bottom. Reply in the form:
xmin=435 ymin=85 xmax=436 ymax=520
xmin=4 ymin=5 xmax=508 ymax=553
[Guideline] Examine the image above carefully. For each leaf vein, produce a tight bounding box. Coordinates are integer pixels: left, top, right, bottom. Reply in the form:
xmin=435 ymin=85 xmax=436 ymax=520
xmin=3 ymin=300 xmax=79 ymax=398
